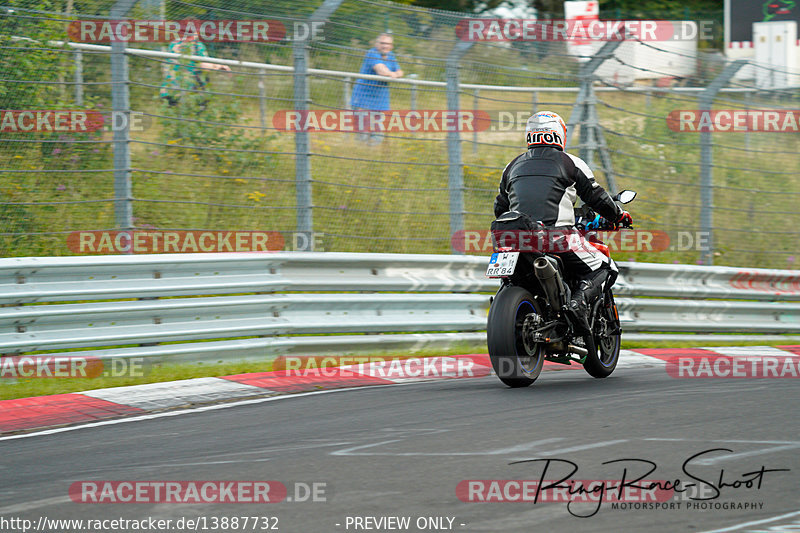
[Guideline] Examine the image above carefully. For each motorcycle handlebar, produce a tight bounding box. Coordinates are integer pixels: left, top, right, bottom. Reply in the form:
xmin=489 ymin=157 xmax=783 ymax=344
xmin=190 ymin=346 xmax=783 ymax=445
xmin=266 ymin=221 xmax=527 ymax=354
xmin=582 ymin=214 xmax=633 ymax=231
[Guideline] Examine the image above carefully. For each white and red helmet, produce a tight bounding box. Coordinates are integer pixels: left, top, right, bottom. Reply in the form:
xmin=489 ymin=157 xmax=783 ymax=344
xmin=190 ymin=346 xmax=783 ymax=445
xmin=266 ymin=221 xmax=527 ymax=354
xmin=525 ymin=111 xmax=567 ymax=151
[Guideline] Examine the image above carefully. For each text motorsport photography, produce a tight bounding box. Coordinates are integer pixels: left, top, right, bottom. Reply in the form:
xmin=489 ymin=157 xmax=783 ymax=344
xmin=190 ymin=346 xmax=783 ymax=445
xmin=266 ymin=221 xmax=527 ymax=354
xmin=457 ymin=449 xmax=788 ymax=518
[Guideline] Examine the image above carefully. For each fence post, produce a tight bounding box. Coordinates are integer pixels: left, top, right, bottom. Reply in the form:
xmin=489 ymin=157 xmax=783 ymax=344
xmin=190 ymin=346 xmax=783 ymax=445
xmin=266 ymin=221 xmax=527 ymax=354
xmin=565 ymin=41 xmax=621 ymax=193
xmin=744 ymin=88 xmax=752 ymax=150
xmin=566 ymin=40 xmax=620 ymax=152
xmin=258 ymin=70 xmax=267 ymax=129
xmin=110 ymin=0 xmax=138 ymax=231
xmin=74 ymin=50 xmax=83 ymax=106
xmin=472 ymin=88 xmax=479 ymax=154
xmin=445 ymin=41 xmax=473 ymax=252
xmin=343 ymin=76 xmax=352 ymax=110
xmin=698 ymin=60 xmax=746 ymax=265
xmin=409 ymin=74 xmax=418 ymax=110
xmin=293 ymin=0 xmax=344 ymax=246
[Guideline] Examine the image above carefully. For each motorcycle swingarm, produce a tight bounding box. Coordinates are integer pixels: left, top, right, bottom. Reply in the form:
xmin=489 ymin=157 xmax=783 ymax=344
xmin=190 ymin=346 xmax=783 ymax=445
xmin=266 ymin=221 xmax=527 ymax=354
xmin=529 ymin=321 xmax=561 ymax=343
xmin=544 ymin=353 xmax=587 ymax=366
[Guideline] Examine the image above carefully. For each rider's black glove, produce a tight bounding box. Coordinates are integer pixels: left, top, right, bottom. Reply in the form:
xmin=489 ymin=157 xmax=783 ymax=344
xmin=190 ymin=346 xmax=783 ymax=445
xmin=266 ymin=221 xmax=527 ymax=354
xmin=616 ymin=211 xmax=633 ymax=229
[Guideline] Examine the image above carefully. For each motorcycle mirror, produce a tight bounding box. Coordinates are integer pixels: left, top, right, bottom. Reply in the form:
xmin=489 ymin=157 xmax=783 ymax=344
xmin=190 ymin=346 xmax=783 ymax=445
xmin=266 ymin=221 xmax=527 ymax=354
xmin=614 ymin=190 xmax=637 ymax=204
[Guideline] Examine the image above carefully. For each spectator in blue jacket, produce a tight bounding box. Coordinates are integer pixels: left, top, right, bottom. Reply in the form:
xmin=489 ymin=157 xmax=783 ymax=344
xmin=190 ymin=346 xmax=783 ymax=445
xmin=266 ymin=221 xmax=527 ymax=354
xmin=351 ymin=33 xmax=404 ymax=144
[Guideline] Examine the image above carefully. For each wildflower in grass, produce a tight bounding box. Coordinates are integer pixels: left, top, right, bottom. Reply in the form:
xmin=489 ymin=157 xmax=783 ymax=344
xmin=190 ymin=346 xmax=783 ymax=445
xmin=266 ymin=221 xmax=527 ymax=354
xmin=56 ymin=184 xmax=66 ymax=191
xmin=234 ymin=178 xmax=246 ymax=184
xmin=52 ymin=148 xmax=62 ymax=155
xmin=246 ymin=191 xmax=266 ymax=202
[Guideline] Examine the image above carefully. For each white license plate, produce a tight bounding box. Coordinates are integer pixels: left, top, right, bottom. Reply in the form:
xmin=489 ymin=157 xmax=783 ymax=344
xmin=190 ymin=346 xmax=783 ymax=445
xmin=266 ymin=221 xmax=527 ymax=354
xmin=485 ymin=252 xmax=520 ymax=278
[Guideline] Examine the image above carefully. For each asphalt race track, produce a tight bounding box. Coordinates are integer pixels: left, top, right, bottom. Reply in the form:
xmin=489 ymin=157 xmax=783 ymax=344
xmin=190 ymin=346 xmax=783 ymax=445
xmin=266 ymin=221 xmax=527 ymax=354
xmin=1 ymin=360 xmax=798 ymax=533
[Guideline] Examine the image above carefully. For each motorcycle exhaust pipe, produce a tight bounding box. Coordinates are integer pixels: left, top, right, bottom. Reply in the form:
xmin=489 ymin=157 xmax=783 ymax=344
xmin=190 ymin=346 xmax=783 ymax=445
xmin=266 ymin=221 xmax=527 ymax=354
xmin=533 ymin=256 xmax=564 ymax=311
xmin=568 ymin=345 xmax=588 ymax=357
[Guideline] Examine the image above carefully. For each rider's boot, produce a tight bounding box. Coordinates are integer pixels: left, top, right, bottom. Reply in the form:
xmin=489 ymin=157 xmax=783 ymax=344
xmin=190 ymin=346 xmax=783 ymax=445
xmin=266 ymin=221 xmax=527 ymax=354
xmin=569 ymin=269 xmax=607 ymax=336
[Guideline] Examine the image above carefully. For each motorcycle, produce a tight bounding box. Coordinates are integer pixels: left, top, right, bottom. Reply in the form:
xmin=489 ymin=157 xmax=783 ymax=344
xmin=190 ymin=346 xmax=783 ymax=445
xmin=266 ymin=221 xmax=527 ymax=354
xmin=484 ymin=190 xmax=636 ymax=387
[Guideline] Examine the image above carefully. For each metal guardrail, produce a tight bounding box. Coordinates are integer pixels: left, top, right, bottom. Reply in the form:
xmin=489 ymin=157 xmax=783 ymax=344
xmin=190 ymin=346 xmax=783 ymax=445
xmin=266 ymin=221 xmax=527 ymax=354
xmin=1 ymin=253 xmax=799 ymax=363
xmin=614 ymin=262 xmax=800 ymax=300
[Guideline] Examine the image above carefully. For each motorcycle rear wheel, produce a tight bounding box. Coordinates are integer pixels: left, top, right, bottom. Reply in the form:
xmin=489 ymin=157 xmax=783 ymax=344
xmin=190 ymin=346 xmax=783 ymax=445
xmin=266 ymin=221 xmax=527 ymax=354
xmin=487 ymin=285 xmax=545 ymax=388
xmin=583 ymin=291 xmax=621 ymax=378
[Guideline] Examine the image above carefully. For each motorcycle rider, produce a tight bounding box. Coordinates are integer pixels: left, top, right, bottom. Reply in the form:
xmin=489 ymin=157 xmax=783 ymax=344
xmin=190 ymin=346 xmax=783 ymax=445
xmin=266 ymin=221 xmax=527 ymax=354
xmin=493 ymin=110 xmax=632 ymax=335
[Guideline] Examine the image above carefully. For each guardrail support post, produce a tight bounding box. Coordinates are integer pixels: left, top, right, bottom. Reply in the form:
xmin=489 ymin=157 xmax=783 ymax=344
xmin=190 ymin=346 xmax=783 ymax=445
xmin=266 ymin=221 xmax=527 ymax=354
xmin=698 ymin=60 xmax=746 ymax=265
xmin=446 ymin=40 xmax=473 ymax=252
xmin=110 ymin=0 xmax=138 ymax=231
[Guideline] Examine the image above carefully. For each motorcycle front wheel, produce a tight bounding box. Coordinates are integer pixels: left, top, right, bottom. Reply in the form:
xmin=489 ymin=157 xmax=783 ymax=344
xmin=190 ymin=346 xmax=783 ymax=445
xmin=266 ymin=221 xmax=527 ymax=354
xmin=487 ymin=285 xmax=545 ymax=388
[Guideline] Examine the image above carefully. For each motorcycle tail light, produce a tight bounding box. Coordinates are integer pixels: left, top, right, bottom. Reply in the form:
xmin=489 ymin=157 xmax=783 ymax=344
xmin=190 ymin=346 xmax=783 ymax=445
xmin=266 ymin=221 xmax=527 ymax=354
xmin=593 ymin=242 xmax=610 ymax=258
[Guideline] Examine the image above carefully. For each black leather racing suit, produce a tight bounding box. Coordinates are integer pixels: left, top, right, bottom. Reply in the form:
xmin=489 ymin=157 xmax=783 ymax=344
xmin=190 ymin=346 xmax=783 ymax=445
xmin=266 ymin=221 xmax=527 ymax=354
xmin=494 ymin=145 xmax=622 ymax=334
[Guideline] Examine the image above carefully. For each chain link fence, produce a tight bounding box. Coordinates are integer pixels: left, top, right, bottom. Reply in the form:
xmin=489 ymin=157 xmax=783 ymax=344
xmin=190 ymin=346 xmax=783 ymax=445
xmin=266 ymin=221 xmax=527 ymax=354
xmin=1 ymin=0 xmax=799 ymax=268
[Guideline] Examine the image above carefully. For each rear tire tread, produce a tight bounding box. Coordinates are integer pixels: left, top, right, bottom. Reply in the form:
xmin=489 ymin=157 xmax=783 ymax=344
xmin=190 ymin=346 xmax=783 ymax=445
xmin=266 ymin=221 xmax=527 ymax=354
xmin=487 ymin=286 xmax=545 ymax=388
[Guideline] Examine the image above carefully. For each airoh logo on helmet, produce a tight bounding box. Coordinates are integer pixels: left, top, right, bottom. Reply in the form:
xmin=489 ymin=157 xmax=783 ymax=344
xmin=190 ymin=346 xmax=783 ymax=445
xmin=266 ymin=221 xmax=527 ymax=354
xmin=525 ymin=110 xmax=567 ymax=149
xmin=527 ymin=130 xmax=563 ymax=146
